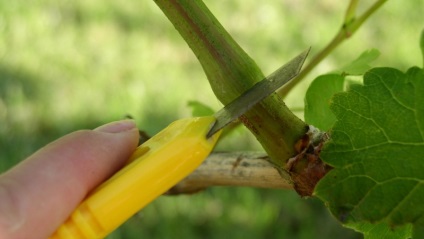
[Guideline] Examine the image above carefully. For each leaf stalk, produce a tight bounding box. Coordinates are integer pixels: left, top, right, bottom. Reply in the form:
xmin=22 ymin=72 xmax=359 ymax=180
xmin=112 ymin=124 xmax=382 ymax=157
xmin=278 ymin=0 xmax=388 ymax=97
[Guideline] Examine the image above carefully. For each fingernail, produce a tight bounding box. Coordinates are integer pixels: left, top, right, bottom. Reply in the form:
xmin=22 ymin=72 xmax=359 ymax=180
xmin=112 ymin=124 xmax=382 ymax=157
xmin=95 ymin=120 xmax=137 ymax=133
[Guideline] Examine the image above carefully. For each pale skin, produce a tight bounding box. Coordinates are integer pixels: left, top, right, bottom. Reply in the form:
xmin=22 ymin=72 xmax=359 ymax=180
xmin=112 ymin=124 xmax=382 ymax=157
xmin=0 ymin=120 xmax=140 ymax=239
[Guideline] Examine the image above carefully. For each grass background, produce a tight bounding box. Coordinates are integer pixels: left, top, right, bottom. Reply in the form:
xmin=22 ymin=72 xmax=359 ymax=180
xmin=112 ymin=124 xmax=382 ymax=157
xmin=0 ymin=0 xmax=422 ymax=238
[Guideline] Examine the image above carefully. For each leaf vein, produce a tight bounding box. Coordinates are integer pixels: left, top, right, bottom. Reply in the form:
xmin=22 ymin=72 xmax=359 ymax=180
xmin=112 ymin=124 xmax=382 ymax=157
xmin=385 ymin=181 xmax=420 ymax=219
xmin=376 ymin=73 xmax=424 ymax=142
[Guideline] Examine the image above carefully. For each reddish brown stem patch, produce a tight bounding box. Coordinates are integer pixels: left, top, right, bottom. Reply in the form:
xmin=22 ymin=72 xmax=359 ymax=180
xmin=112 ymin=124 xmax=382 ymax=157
xmin=286 ymin=127 xmax=332 ymax=197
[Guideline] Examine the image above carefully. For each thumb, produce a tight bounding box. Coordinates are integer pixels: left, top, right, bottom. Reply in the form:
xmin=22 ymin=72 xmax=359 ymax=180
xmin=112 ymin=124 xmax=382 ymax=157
xmin=0 ymin=120 xmax=139 ymax=239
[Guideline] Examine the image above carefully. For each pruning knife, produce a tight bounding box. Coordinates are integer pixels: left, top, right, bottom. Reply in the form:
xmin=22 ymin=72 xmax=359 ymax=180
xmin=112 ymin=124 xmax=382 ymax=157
xmin=50 ymin=49 xmax=308 ymax=239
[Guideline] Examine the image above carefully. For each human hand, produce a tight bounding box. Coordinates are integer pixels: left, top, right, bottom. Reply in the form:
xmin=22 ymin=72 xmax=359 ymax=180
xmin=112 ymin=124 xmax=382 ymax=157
xmin=0 ymin=120 xmax=140 ymax=239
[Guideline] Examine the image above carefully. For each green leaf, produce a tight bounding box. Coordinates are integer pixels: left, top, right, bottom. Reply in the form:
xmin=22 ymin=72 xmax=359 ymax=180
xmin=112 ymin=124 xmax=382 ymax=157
xmin=348 ymin=221 xmax=412 ymax=239
xmin=304 ymin=74 xmax=345 ymax=131
xmin=187 ymin=100 xmax=215 ymax=117
xmin=333 ymin=49 xmax=380 ymax=75
xmin=315 ymin=67 xmax=424 ymax=239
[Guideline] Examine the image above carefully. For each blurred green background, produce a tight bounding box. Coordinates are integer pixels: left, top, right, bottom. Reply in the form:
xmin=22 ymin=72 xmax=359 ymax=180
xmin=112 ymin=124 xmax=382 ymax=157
xmin=0 ymin=0 xmax=422 ymax=238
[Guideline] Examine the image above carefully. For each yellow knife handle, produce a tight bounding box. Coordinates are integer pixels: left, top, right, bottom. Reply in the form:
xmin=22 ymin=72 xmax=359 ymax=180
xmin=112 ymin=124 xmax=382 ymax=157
xmin=50 ymin=116 xmax=220 ymax=239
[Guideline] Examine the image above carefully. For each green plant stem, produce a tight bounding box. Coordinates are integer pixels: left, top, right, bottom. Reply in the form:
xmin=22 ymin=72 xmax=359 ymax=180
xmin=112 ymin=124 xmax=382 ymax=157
xmin=344 ymin=0 xmax=359 ymax=23
xmin=153 ymin=0 xmax=308 ymax=169
xmin=278 ymin=0 xmax=387 ymax=97
xmin=420 ymin=29 xmax=424 ymax=68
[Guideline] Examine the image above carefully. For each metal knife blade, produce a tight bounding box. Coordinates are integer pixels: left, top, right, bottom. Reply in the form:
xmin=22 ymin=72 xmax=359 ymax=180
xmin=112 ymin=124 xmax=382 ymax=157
xmin=206 ymin=48 xmax=309 ymax=138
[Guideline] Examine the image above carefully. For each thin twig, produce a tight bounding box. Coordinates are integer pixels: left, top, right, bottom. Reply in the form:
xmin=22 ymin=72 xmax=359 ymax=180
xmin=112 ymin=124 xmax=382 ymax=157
xmin=278 ymin=0 xmax=388 ymax=97
xmin=166 ymin=152 xmax=293 ymax=195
